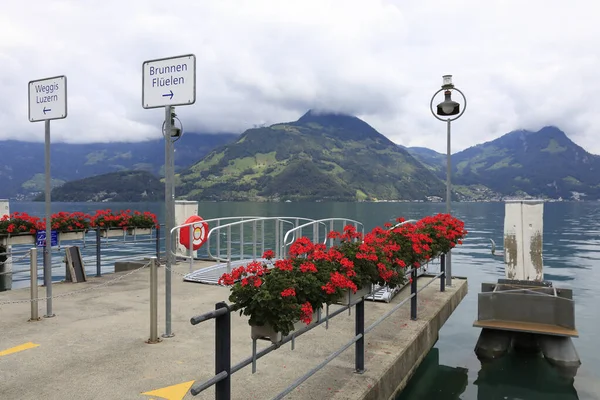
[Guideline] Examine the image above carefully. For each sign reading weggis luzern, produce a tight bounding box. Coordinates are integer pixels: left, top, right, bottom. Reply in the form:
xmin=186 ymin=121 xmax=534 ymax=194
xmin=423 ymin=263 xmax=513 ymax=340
xmin=142 ymin=54 xmax=196 ymax=109
xmin=28 ymin=75 xmax=67 ymax=122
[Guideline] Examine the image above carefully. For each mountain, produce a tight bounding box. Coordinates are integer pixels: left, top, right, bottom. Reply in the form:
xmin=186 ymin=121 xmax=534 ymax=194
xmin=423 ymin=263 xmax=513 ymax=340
xmin=0 ymin=133 xmax=239 ymax=200
xmin=404 ymin=126 xmax=600 ymax=200
xmin=451 ymin=126 xmax=600 ymax=200
xmin=401 ymin=146 xmax=446 ymax=178
xmin=37 ymin=170 xmax=164 ymax=202
xmin=177 ymin=110 xmax=446 ymax=201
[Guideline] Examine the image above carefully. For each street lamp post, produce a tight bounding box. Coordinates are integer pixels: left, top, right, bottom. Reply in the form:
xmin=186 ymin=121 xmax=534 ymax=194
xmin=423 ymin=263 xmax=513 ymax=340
xmin=429 ymin=74 xmax=467 ymax=287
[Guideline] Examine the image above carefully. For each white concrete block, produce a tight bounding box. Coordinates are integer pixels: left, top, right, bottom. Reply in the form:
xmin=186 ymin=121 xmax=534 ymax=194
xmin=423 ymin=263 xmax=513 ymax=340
xmin=174 ymin=200 xmax=199 ymax=257
xmin=0 ymin=199 xmax=9 ymax=218
xmin=503 ymin=200 xmax=544 ymax=281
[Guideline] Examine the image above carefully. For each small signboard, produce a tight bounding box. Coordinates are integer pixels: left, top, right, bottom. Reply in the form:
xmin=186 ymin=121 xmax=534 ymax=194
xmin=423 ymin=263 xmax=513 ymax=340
xmin=28 ymin=75 xmax=67 ymax=122
xmin=142 ymin=54 xmax=196 ymax=109
xmin=36 ymin=230 xmax=58 ymax=247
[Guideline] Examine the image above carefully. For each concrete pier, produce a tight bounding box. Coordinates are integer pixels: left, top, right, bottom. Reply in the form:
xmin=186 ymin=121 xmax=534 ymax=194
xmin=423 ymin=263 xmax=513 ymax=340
xmin=0 ymin=261 xmax=466 ymax=400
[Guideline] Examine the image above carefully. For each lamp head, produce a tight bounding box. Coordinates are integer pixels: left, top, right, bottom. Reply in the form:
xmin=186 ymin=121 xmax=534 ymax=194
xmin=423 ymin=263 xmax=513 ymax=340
xmin=442 ymin=74 xmax=454 ymax=89
xmin=436 ymin=90 xmax=460 ymax=116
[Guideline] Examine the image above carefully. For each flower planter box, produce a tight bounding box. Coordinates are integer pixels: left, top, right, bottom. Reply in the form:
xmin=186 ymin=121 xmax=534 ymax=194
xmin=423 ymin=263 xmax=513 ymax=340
xmin=101 ymin=229 xmax=127 ymax=238
xmin=0 ymin=234 xmax=36 ymax=246
xmin=127 ymin=227 xmax=154 ymax=236
xmin=58 ymin=231 xmax=87 ymax=242
xmin=250 ymin=310 xmax=320 ymax=344
xmin=334 ymin=285 xmax=373 ymax=306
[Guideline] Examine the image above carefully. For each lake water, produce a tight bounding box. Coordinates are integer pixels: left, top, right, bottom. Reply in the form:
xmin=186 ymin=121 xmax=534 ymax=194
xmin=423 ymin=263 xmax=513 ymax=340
xmin=8 ymin=201 xmax=600 ymax=399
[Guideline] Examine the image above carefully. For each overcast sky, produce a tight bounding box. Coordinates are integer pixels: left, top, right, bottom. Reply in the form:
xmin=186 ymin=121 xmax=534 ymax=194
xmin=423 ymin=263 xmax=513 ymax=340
xmin=1 ymin=0 xmax=598 ymax=154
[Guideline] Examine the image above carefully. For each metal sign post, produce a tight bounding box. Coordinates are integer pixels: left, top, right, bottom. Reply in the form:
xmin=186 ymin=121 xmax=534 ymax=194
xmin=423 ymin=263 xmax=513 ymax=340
xmin=28 ymin=75 xmax=68 ymax=318
xmin=142 ymin=54 xmax=196 ymax=338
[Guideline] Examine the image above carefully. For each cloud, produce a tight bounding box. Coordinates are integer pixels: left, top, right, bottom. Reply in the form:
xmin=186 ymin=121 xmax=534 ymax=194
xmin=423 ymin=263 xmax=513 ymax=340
xmin=1 ymin=0 xmax=598 ymax=154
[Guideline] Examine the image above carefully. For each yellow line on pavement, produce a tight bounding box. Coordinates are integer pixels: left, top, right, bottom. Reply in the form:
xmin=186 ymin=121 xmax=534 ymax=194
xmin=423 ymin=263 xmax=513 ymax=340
xmin=0 ymin=342 xmax=40 ymax=357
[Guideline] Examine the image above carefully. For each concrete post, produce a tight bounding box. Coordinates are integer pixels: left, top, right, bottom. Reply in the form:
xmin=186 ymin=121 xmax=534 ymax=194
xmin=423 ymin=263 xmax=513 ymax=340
xmin=174 ymin=200 xmax=198 ymax=258
xmin=503 ymin=200 xmax=544 ymax=281
xmin=0 ymin=199 xmax=11 ymax=292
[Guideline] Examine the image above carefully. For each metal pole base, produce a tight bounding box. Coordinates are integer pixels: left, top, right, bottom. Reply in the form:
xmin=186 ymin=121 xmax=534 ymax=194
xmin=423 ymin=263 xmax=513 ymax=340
xmin=146 ymin=337 xmax=163 ymax=344
xmin=28 ymin=318 xmax=41 ymax=322
xmin=162 ymin=332 xmax=175 ymax=338
xmin=43 ymin=314 xmax=55 ymax=318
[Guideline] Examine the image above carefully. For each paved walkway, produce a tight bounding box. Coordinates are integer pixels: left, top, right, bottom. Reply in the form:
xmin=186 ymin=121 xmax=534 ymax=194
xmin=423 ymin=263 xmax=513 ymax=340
xmin=0 ymin=260 xmax=466 ymax=400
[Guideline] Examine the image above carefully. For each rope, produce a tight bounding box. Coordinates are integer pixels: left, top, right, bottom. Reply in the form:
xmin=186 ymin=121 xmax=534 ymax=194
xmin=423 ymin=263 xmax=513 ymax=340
xmin=0 ymin=260 xmax=152 ymax=305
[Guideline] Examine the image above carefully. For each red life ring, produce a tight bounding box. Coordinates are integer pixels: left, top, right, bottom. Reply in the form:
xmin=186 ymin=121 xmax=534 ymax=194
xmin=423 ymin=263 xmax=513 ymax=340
xmin=179 ymin=215 xmax=209 ymax=250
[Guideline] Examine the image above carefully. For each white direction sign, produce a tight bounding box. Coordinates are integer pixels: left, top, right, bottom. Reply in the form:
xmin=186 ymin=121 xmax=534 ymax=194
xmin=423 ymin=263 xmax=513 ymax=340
xmin=28 ymin=75 xmax=67 ymax=122
xmin=142 ymin=54 xmax=196 ymax=109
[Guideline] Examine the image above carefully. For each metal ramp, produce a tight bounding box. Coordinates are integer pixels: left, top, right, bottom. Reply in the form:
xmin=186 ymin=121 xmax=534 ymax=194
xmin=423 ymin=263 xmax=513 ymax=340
xmin=183 ymin=258 xmax=270 ymax=285
xmin=178 ymin=215 xmax=440 ymax=301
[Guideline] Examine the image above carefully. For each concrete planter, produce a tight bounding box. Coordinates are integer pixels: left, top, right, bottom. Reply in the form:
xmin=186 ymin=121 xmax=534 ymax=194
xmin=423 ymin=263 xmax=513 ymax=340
xmin=0 ymin=234 xmax=36 ymax=246
xmin=251 ymin=310 xmax=320 ymax=344
xmin=334 ymin=285 xmax=372 ymax=306
xmin=58 ymin=231 xmax=86 ymax=242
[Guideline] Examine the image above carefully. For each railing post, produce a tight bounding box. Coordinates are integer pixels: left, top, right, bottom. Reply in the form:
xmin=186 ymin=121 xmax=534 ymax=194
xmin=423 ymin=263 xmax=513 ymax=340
xmin=147 ymin=257 xmax=160 ymax=344
xmin=440 ymin=254 xmax=446 ymax=292
xmin=95 ymin=228 xmax=101 ymax=277
xmin=29 ymin=248 xmax=40 ymax=321
xmin=155 ymin=225 xmax=161 ymax=261
xmin=252 ymin=220 xmax=257 ymax=259
xmin=216 ymin=220 xmax=221 ymax=259
xmin=275 ymin=219 xmax=280 ymax=258
xmin=240 ymin=223 xmax=244 ymax=260
xmin=355 ymin=299 xmax=365 ymax=374
xmin=227 ymin=225 xmax=232 ymax=272
xmin=215 ymin=302 xmax=231 ymax=400
xmin=260 ymin=220 xmax=265 ymax=257
xmin=410 ymin=268 xmax=418 ymax=321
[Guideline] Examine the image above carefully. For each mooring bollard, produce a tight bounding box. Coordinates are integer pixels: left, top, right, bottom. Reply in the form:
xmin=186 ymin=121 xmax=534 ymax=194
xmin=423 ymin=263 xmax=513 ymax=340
xmin=148 ymin=257 xmax=159 ymax=343
xmin=29 ymin=248 xmax=39 ymax=321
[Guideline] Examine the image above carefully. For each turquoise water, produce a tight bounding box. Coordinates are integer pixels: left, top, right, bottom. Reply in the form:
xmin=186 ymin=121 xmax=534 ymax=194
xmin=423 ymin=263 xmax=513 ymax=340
xmin=9 ymin=201 xmax=600 ymax=399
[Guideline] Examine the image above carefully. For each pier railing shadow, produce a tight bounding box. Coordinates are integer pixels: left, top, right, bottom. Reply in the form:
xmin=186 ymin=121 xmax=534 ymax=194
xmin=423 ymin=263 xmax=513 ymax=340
xmin=187 ymin=254 xmax=448 ymax=399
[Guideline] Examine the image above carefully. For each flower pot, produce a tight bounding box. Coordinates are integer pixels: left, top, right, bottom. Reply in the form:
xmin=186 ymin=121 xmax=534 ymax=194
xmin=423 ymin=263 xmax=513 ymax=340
xmin=58 ymin=231 xmax=86 ymax=242
xmin=127 ymin=227 xmax=153 ymax=236
xmin=334 ymin=285 xmax=373 ymax=306
xmin=0 ymin=234 xmax=36 ymax=246
xmin=250 ymin=310 xmax=320 ymax=344
xmin=101 ymin=228 xmax=127 ymax=238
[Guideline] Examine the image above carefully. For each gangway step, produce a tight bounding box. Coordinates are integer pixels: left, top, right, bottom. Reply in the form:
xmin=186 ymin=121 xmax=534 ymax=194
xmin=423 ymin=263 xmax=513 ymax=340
xmin=183 ymin=258 xmax=270 ymax=285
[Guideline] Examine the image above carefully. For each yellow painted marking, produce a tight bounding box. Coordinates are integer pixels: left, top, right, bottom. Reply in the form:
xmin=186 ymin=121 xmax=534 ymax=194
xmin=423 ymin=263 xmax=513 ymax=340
xmin=0 ymin=342 xmax=40 ymax=357
xmin=142 ymin=380 xmax=194 ymax=400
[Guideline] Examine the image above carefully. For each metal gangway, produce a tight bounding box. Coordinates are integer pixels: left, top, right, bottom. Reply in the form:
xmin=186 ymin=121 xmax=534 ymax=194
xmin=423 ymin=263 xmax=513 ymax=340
xmin=171 ymin=216 xmax=430 ymax=302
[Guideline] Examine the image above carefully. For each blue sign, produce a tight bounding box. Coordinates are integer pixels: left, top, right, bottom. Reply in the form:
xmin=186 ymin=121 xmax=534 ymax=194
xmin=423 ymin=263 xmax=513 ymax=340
xmin=36 ymin=230 xmax=58 ymax=247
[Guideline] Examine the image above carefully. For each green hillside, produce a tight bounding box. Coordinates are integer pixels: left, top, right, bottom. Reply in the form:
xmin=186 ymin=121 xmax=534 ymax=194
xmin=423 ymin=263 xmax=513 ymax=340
xmin=177 ymin=110 xmax=446 ymax=201
xmin=37 ymin=170 xmax=164 ymax=202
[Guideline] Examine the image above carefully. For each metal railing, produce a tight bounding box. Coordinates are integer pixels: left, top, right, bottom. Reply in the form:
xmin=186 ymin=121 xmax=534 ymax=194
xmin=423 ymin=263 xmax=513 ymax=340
xmin=188 ymin=254 xmax=447 ymax=399
xmin=169 ymin=217 xmax=322 ymax=272
xmin=280 ymin=218 xmax=365 ymax=257
xmin=1 ymin=227 xmax=162 ymax=291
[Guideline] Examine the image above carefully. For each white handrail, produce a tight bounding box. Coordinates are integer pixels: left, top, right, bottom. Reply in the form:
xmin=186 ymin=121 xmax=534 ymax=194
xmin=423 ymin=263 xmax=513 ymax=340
xmin=281 ymin=218 xmax=365 ymax=257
